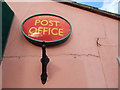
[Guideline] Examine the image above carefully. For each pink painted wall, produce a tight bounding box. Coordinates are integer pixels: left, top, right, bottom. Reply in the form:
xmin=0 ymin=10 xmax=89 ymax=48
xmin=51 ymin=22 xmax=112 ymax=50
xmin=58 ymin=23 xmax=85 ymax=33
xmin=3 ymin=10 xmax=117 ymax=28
xmin=2 ymin=1 xmax=118 ymax=88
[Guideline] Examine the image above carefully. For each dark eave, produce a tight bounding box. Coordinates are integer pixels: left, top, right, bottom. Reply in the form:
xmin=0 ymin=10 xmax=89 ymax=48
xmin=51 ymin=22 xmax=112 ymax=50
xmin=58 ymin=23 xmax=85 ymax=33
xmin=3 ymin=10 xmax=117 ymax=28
xmin=53 ymin=0 xmax=120 ymax=20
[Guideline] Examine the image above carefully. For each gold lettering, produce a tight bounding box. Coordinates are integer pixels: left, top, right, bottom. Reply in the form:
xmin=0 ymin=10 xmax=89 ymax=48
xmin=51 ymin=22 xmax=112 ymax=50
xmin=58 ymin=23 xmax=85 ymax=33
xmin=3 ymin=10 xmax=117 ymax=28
xmin=28 ymin=26 xmax=64 ymax=36
xmin=58 ymin=28 xmax=63 ymax=36
xmin=49 ymin=20 xmax=54 ymax=26
xmin=38 ymin=27 xmax=43 ymax=34
xmin=41 ymin=20 xmax=48 ymax=26
xmin=43 ymin=27 xmax=49 ymax=35
xmin=51 ymin=28 xmax=58 ymax=35
xmin=48 ymin=27 xmax=51 ymax=35
xmin=54 ymin=21 xmax=60 ymax=26
xmin=34 ymin=20 xmax=40 ymax=26
xmin=29 ymin=27 xmax=37 ymax=34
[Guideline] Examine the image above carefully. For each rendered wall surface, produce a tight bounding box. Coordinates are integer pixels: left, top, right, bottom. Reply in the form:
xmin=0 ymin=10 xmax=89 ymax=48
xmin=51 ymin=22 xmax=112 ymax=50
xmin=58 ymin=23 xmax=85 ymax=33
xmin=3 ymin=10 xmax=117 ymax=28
xmin=2 ymin=1 xmax=118 ymax=88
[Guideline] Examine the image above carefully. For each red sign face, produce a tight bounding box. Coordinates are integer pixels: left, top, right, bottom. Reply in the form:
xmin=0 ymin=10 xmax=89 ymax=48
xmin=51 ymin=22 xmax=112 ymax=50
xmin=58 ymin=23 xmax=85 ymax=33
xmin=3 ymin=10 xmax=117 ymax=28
xmin=21 ymin=14 xmax=71 ymax=42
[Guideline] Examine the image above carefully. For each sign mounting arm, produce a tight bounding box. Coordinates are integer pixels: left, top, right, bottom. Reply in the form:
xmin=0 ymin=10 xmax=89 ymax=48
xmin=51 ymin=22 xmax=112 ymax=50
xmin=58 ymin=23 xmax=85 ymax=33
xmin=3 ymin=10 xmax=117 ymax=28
xmin=40 ymin=44 xmax=50 ymax=84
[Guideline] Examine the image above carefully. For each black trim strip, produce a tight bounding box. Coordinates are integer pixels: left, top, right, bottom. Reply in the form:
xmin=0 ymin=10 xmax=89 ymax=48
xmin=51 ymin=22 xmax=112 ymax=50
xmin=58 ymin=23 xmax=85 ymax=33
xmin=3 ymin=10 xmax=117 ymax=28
xmin=53 ymin=0 xmax=120 ymax=20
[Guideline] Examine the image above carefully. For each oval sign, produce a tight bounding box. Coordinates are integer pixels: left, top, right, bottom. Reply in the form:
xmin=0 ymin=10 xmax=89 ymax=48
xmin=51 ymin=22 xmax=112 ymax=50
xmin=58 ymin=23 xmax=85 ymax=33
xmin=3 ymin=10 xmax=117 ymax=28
xmin=21 ymin=14 xmax=72 ymax=46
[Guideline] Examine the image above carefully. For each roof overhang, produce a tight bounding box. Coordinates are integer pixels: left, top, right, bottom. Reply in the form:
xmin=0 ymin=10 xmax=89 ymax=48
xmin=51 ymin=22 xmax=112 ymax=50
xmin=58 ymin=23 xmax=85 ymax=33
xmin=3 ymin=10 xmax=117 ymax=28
xmin=53 ymin=0 xmax=120 ymax=20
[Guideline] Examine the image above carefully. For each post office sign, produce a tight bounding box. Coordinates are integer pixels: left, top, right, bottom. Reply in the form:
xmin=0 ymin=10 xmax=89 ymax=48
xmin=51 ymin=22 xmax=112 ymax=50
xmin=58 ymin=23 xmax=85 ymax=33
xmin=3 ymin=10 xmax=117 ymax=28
xmin=21 ymin=14 xmax=72 ymax=46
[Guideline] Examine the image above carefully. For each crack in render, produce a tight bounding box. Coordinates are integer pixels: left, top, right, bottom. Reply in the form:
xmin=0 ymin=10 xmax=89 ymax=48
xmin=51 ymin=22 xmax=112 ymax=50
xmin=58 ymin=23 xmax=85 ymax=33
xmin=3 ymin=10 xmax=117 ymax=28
xmin=3 ymin=56 xmax=40 ymax=58
xmin=65 ymin=54 xmax=100 ymax=58
xmin=96 ymin=37 xmax=117 ymax=46
xmin=4 ymin=56 xmax=21 ymax=59
xmin=96 ymin=38 xmax=108 ymax=88
xmin=96 ymin=37 xmax=102 ymax=47
xmin=3 ymin=53 xmax=100 ymax=58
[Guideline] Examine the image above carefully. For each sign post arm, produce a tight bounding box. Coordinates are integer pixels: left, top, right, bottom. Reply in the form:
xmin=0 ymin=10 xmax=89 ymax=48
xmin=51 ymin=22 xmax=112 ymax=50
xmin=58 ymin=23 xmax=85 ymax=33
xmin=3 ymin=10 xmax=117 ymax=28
xmin=40 ymin=44 xmax=50 ymax=84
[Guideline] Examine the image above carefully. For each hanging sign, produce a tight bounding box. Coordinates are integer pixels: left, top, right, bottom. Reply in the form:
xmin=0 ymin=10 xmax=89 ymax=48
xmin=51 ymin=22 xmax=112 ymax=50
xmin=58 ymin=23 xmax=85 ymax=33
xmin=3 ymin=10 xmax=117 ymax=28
xmin=21 ymin=14 xmax=72 ymax=84
xmin=21 ymin=14 xmax=72 ymax=46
